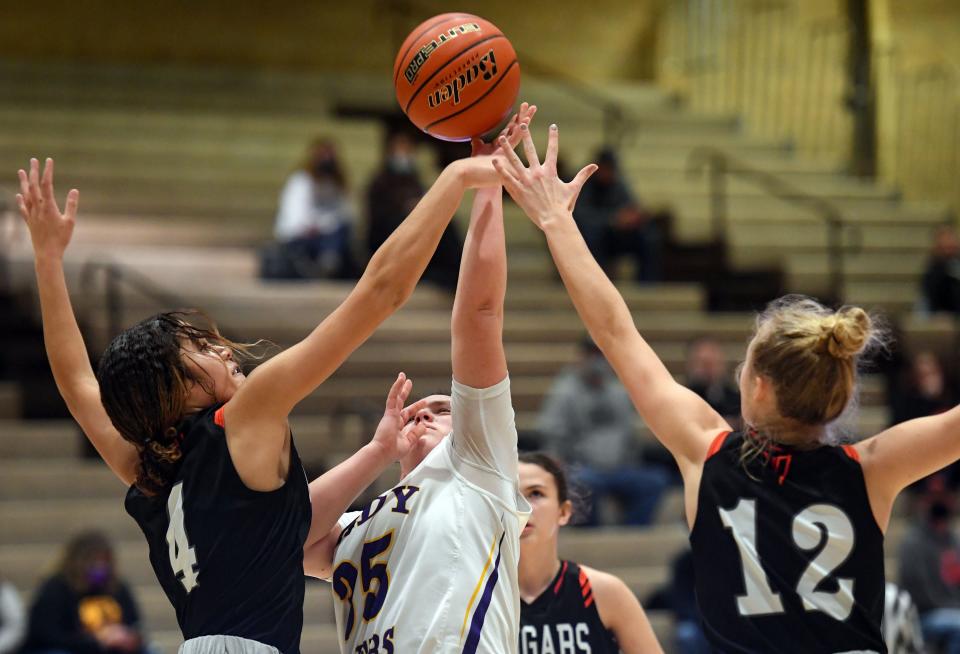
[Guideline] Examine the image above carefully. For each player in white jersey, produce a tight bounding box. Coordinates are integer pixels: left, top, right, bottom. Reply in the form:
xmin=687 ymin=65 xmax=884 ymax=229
xmin=303 ymin=104 xmax=537 ymax=654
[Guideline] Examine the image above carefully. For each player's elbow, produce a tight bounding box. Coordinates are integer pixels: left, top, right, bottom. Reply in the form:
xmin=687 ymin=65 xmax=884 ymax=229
xmin=364 ymin=265 xmax=414 ymax=313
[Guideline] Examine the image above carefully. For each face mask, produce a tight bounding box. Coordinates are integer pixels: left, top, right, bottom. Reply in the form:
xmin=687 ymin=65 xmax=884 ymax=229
xmin=86 ymin=562 xmax=111 ymax=590
xmin=389 ymin=155 xmax=415 ymax=173
xmin=312 ymin=159 xmax=337 ymax=178
xmin=581 ymin=356 xmax=610 ymax=385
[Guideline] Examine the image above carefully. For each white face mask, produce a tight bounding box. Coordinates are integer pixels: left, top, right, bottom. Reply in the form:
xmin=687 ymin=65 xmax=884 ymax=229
xmin=389 ymin=154 xmax=415 ymax=173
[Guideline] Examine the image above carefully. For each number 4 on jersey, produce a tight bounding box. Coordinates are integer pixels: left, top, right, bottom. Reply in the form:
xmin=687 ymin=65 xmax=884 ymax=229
xmin=166 ymin=482 xmax=199 ymax=593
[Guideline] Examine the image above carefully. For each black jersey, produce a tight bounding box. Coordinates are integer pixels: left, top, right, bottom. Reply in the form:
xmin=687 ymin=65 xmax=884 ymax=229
xmin=520 ymin=560 xmax=619 ymax=654
xmin=125 ymin=404 xmax=311 ymax=653
xmin=691 ymin=431 xmax=886 ymax=653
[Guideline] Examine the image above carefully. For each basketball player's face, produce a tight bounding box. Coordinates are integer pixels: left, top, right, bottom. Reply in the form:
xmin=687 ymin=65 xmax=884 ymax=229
xmin=400 ymin=394 xmax=453 ymax=468
xmin=180 ymin=339 xmax=245 ymax=408
xmin=518 ymin=463 xmax=571 ymax=549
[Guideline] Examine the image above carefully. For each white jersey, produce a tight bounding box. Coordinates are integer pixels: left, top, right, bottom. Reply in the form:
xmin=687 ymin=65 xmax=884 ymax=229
xmin=330 ymin=376 xmax=530 ymax=653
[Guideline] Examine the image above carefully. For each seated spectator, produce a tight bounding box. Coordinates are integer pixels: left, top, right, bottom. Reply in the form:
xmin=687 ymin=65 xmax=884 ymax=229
xmin=573 ymin=148 xmax=662 ymax=283
xmin=921 ymin=224 xmax=960 ymax=314
xmin=537 ymin=337 xmax=669 ymax=526
xmin=898 ymin=486 xmax=960 ymax=654
xmin=685 ymin=336 xmax=741 ymax=428
xmin=262 ymin=138 xmax=357 ymax=279
xmin=366 ymin=130 xmax=462 ymax=291
xmin=892 ymin=350 xmax=955 ymax=425
xmin=23 ymin=531 xmax=148 ymax=654
xmin=0 ymin=572 xmax=25 ymax=654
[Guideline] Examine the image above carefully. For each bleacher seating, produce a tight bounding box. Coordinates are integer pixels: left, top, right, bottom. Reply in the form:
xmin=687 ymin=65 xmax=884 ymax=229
xmin=0 ymin=59 xmax=950 ymax=652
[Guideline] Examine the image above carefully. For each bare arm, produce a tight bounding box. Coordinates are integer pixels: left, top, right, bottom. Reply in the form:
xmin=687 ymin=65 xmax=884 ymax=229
xmin=17 ymin=159 xmax=138 ymax=486
xmin=856 ymin=405 xmax=960 ymax=529
xmin=224 ymin=153 xmax=506 ymax=490
xmin=585 ymin=566 xmax=664 ymax=654
xmin=452 ymin=104 xmax=534 ymax=389
xmin=304 ymin=373 xmax=425 ymax=548
xmin=494 ymin=128 xmax=729 ymax=477
xmin=303 ymin=524 xmax=342 ymax=580
xmin=450 ymin=183 xmax=508 ymax=387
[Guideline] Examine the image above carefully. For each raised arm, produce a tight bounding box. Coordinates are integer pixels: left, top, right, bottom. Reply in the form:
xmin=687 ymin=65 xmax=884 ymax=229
xmin=856 ymin=405 xmax=960 ymax=530
xmin=17 ymin=159 xmax=138 ymax=486
xmin=494 ymin=127 xmax=730 ymax=479
xmin=223 ymin=143 xmax=514 ymax=489
xmin=443 ymin=107 xmax=537 ymax=479
xmin=450 ymin=117 xmax=529 ymax=388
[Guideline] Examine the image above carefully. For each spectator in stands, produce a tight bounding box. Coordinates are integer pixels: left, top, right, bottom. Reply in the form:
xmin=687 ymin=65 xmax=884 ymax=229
xmin=0 ymin=572 xmax=25 ymax=654
xmin=538 ymin=337 xmax=669 ymax=526
xmin=573 ymin=148 xmax=662 ymax=283
xmin=920 ymin=224 xmax=960 ymax=315
xmin=685 ymin=336 xmax=741 ymax=428
xmin=898 ymin=485 xmax=960 ymax=654
xmin=893 ymin=350 xmax=955 ymax=425
xmin=264 ymin=138 xmax=358 ymax=280
xmin=22 ymin=531 xmax=148 ymax=654
xmin=366 ymin=131 xmax=462 ymax=291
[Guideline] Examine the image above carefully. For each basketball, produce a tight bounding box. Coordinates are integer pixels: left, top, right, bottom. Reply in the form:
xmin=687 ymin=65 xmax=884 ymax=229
xmin=393 ymin=13 xmax=521 ymax=142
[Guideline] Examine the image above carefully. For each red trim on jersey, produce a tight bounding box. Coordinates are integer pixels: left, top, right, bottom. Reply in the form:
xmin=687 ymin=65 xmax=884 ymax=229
xmin=706 ymin=431 xmax=732 ymax=460
xmin=584 ymin=591 xmax=595 ymax=608
xmin=842 ymin=445 xmax=860 ymax=462
xmin=214 ymin=407 xmax=225 ymax=429
xmin=553 ymin=561 xmax=568 ymax=595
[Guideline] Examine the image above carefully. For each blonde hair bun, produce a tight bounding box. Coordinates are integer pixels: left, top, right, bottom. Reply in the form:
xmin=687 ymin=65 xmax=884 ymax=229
xmin=818 ymin=307 xmax=872 ymax=360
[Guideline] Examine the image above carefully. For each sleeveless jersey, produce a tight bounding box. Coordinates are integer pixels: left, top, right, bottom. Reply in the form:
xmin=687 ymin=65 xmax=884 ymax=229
xmin=691 ymin=431 xmax=886 ymax=653
xmin=330 ymin=377 xmax=530 ymax=654
xmin=125 ymin=404 xmax=311 ymax=653
xmin=519 ymin=560 xmax=619 ymax=654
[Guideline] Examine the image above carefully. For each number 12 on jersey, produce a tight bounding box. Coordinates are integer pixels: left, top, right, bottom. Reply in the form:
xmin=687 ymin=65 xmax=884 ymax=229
xmin=720 ymin=499 xmax=855 ymax=620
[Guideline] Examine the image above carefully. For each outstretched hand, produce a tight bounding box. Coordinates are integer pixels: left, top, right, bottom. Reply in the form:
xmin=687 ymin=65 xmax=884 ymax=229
xmin=493 ymin=124 xmax=598 ymax=229
xmin=16 ymin=157 xmax=79 ymax=261
xmin=457 ymin=102 xmax=537 ymax=188
xmin=470 ymin=102 xmax=537 ymax=157
xmin=372 ymin=373 xmax=427 ymax=462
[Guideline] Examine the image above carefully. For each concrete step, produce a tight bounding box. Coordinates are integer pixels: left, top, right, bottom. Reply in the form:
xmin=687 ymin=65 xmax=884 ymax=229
xmin=0 ymin=382 xmax=21 ymax=420
xmin=0 ymin=421 xmax=85 ymax=458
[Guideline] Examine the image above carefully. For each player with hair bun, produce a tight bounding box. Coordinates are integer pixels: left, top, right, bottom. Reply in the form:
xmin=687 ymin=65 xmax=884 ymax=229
xmin=517 ymin=452 xmax=662 ymax=654
xmin=494 ymin=123 xmax=960 ymax=653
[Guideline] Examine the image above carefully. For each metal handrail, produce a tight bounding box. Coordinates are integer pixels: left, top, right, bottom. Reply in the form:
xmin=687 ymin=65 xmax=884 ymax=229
xmin=79 ymin=259 xmax=199 ymax=345
xmin=687 ymin=146 xmax=860 ymax=304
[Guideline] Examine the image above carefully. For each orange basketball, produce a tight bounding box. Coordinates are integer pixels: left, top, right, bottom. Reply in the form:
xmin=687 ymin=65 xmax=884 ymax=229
xmin=393 ymin=13 xmax=521 ymax=142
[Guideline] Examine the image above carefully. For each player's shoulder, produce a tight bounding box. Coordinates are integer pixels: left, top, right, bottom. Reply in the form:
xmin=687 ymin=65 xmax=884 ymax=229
xmin=579 ymin=564 xmax=631 ymax=600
